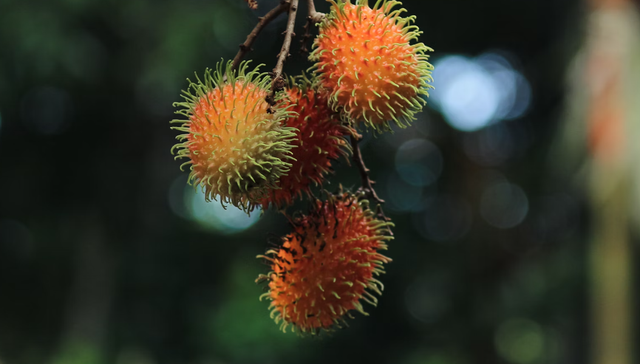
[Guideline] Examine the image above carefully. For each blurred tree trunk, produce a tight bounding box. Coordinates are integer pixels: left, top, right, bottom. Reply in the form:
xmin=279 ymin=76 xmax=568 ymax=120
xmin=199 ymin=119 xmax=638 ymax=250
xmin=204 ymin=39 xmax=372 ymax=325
xmin=585 ymin=0 xmax=639 ymax=363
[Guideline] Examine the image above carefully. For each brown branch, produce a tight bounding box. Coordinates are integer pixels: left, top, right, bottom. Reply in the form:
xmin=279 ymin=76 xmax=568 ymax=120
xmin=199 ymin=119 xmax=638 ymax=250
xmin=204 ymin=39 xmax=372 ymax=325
xmin=243 ymin=0 xmax=258 ymax=9
xmin=267 ymin=0 xmax=299 ymax=106
xmin=300 ymin=0 xmax=326 ymax=54
xmin=350 ymin=134 xmax=393 ymax=236
xmin=350 ymin=134 xmax=383 ymax=204
xmin=307 ymin=0 xmax=325 ymax=24
xmin=231 ymin=0 xmax=291 ymax=72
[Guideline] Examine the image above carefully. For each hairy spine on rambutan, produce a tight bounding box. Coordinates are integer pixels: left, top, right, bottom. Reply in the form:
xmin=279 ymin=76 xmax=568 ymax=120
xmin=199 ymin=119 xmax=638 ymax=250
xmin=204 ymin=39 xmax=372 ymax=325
xmin=260 ymin=77 xmax=352 ymax=209
xmin=309 ymin=0 xmax=434 ymax=133
xmin=171 ymin=60 xmax=298 ymax=212
xmin=256 ymin=191 xmax=393 ymax=335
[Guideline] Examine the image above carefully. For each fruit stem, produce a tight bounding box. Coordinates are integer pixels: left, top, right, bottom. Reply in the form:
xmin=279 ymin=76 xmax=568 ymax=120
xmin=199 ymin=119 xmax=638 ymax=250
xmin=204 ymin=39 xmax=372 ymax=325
xmin=349 ymin=134 xmax=393 ymax=236
xmin=268 ymin=0 xmax=300 ymax=106
xmin=300 ymin=0 xmax=325 ymax=55
xmin=243 ymin=0 xmax=258 ymax=9
xmin=231 ymin=0 xmax=292 ymax=72
xmin=307 ymin=0 xmax=326 ymax=24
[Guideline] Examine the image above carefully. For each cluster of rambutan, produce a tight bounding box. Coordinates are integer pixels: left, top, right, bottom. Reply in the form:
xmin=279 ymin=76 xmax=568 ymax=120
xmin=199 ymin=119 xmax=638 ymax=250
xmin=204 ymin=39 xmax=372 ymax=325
xmin=171 ymin=0 xmax=433 ymax=335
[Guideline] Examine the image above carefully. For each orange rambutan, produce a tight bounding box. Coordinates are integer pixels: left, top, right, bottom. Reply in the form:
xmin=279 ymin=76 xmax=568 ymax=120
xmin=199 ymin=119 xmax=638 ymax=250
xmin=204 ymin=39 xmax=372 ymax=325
xmin=171 ymin=60 xmax=297 ymax=212
xmin=310 ymin=0 xmax=434 ymax=132
xmin=260 ymin=78 xmax=352 ymax=209
xmin=257 ymin=191 xmax=393 ymax=334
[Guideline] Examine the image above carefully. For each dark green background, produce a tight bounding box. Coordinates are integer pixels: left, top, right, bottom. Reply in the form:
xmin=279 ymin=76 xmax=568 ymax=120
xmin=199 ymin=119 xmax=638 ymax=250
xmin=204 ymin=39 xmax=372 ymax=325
xmin=0 ymin=0 xmax=604 ymax=363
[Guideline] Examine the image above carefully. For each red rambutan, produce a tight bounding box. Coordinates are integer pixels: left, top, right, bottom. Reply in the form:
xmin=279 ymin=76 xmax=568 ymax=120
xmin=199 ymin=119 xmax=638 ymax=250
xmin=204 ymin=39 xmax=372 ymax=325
xmin=260 ymin=78 xmax=352 ymax=209
xmin=310 ymin=0 xmax=434 ymax=132
xmin=257 ymin=191 xmax=393 ymax=334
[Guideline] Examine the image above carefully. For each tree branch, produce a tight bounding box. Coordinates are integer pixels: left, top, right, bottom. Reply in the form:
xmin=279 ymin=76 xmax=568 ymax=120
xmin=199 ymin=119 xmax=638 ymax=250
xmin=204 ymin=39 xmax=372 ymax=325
xmin=350 ymin=134 xmax=393 ymax=236
xmin=267 ymin=0 xmax=299 ymax=106
xmin=300 ymin=0 xmax=325 ymax=54
xmin=307 ymin=0 xmax=325 ymax=24
xmin=243 ymin=0 xmax=258 ymax=10
xmin=231 ymin=0 xmax=291 ymax=72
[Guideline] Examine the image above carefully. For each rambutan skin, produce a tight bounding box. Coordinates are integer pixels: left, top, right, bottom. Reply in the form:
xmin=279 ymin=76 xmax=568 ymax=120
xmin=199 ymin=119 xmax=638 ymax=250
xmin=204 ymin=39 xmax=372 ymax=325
xmin=257 ymin=192 xmax=393 ymax=334
xmin=260 ymin=79 xmax=352 ymax=209
xmin=310 ymin=0 xmax=434 ymax=132
xmin=171 ymin=61 xmax=297 ymax=212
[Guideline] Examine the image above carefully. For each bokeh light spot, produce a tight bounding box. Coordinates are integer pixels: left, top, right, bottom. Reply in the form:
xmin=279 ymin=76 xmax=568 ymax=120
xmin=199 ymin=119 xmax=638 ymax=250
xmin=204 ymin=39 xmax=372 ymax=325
xmin=505 ymin=72 xmax=532 ymax=120
xmin=495 ymin=318 xmax=545 ymax=364
xmin=430 ymin=52 xmax=532 ymax=132
xmin=185 ymin=185 xmax=260 ymax=234
xmin=382 ymin=112 xmax=431 ymax=149
xmin=168 ymin=175 xmax=190 ymax=219
xmin=480 ymin=181 xmax=529 ymax=229
xmin=395 ymin=139 xmax=443 ymax=187
xmin=440 ymin=62 xmax=499 ymax=131
xmin=385 ymin=173 xmax=423 ymax=213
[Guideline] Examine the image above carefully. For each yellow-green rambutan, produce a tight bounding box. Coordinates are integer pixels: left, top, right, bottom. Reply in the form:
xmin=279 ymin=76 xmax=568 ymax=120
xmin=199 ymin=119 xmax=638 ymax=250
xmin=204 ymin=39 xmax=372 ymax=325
xmin=310 ymin=0 xmax=434 ymax=133
xmin=260 ymin=78 xmax=352 ymax=209
xmin=171 ymin=60 xmax=297 ymax=212
xmin=257 ymin=191 xmax=393 ymax=334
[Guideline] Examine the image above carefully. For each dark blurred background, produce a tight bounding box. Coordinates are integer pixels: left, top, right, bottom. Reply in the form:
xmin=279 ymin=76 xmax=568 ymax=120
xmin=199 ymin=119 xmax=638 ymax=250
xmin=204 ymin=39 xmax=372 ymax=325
xmin=1 ymin=0 xmax=639 ymax=363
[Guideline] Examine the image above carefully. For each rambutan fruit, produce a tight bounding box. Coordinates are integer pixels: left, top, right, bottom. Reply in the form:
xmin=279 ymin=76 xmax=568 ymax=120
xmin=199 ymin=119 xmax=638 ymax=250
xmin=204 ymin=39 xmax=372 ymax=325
xmin=257 ymin=191 xmax=393 ymax=334
xmin=171 ymin=60 xmax=298 ymax=212
xmin=260 ymin=78 xmax=352 ymax=209
xmin=310 ymin=0 xmax=434 ymax=132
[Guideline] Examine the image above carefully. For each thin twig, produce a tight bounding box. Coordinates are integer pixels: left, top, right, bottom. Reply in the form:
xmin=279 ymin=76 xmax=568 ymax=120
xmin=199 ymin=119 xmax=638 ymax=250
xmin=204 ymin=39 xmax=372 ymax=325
xmin=231 ymin=0 xmax=291 ymax=72
xmin=350 ymin=135 xmax=384 ymax=204
xmin=300 ymin=0 xmax=325 ymax=54
xmin=244 ymin=0 xmax=258 ymax=9
xmin=350 ymin=134 xmax=393 ymax=236
xmin=307 ymin=0 xmax=325 ymax=24
xmin=267 ymin=0 xmax=299 ymax=106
